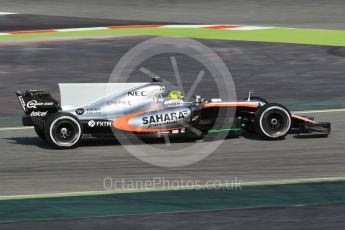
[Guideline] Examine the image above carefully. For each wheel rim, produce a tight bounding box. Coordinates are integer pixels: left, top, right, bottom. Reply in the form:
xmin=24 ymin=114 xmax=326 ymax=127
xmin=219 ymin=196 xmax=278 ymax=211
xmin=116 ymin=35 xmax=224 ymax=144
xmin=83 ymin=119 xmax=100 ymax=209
xmin=50 ymin=116 xmax=81 ymax=147
xmin=260 ymin=107 xmax=291 ymax=138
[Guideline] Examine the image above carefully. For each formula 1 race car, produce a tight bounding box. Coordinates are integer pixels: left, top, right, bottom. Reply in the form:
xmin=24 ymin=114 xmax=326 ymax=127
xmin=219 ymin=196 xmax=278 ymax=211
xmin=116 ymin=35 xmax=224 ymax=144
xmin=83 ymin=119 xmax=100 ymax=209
xmin=16 ymin=78 xmax=331 ymax=149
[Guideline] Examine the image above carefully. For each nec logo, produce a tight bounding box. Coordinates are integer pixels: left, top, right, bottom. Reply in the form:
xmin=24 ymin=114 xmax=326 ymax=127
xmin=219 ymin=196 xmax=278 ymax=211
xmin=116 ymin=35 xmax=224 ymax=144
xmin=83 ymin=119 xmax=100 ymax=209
xmin=128 ymin=91 xmax=146 ymax=96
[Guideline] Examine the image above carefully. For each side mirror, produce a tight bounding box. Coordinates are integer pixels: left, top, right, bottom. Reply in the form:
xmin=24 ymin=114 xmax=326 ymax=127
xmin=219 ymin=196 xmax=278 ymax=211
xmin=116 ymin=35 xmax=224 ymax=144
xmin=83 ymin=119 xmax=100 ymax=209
xmin=152 ymin=76 xmax=162 ymax=83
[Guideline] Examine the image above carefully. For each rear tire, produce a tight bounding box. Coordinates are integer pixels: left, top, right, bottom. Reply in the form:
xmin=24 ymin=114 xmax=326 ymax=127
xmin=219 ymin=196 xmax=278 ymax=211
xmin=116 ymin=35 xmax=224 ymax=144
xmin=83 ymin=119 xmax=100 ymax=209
xmin=254 ymin=103 xmax=291 ymax=140
xmin=34 ymin=125 xmax=45 ymax=140
xmin=44 ymin=112 xmax=82 ymax=149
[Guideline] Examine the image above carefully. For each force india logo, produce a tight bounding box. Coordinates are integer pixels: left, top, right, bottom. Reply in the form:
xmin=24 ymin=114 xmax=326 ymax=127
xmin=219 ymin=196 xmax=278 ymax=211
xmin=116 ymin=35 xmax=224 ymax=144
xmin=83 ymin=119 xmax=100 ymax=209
xmin=142 ymin=110 xmax=189 ymax=127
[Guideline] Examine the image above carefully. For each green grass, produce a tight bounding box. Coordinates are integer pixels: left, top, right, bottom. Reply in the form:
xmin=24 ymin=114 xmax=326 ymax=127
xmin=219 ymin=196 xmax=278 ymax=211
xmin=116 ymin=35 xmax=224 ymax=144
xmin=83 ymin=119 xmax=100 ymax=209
xmin=1 ymin=27 xmax=345 ymax=46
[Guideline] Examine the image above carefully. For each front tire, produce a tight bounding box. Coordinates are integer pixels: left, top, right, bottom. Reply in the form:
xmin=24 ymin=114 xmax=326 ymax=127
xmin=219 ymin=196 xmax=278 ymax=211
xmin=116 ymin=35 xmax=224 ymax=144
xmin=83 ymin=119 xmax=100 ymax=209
xmin=254 ymin=103 xmax=291 ymax=140
xmin=44 ymin=112 xmax=82 ymax=149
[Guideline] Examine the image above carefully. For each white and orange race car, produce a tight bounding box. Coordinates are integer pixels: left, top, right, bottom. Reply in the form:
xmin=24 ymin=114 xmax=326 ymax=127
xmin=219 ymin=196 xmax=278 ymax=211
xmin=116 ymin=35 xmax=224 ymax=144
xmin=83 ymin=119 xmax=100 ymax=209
xmin=16 ymin=78 xmax=330 ymax=149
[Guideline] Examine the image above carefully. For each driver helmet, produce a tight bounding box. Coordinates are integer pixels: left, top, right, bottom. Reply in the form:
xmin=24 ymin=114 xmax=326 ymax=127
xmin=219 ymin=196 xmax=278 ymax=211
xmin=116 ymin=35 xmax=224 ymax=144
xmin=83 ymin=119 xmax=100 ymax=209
xmin=167 ymin=91 xmax=184 ymax=99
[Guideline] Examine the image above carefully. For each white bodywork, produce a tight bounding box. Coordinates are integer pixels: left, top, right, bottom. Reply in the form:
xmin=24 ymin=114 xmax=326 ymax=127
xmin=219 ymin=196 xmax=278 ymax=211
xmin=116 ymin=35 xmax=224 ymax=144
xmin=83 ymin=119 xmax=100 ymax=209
xmin=59 ymin=83 xmax=147 ymax=110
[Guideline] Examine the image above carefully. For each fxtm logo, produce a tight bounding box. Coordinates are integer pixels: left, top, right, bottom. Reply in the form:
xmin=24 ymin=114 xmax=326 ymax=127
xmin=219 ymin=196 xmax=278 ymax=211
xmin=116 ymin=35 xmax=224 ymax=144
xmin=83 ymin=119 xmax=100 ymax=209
xmin=88 ymin=120 xmax=111 ymax=127
xmin=128 ymin=91 xmax=147 ymax=96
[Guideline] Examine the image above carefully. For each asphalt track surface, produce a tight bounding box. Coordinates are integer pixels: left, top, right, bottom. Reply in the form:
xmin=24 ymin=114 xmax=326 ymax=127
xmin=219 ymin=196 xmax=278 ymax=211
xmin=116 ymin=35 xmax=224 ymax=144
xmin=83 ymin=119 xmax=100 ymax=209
xmin=2 ymin=203 xmax=345 ymax=230
xmin=0 ymin=7 xmax=344 ymax=229
xmin=1 ymin=0 xmax=345 ymax=30
xmin=0 ymin=14 xmax=175 ymax=32
xmin=1 ymin=36 xmax=345 ymax=117
xmin=1 ymin=110 xmax=344 ymax=195
xmin=0 ymin=13 xmax=344 ymax=197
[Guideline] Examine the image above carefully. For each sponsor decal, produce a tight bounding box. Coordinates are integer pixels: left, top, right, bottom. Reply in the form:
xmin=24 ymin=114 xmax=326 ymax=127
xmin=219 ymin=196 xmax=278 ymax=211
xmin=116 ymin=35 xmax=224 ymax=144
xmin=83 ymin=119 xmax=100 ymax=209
xmin=85 ymin=107 xmax=101 ymax=115
xmin=106 ymin=100 xmax=131 ymax=106
xmin=86 ymin=108 xmax=100 ymax=112
xmin=26 ymin=100 xmax=53 ymax=109
xmin=75 ymin=108 xmax=84 ymax=115
xmin=76 ymin=108 xmax=101 ymax=116
xmin=87 ymin=120 xmax=96 ymax=127
xmin=27 ymin=100 xmax=42 ymax=108
xmin=142 ymin=110 xmax=189 ymax=128
xmin=163 ymin=99 xmax=183 ymax=107
xmin=128 ymin=91 xmax=147 ymax=96
xmin=88 ymin=120 xmax=112 ymax=127
xmin=30 ymin=111 xmax=48 ymax=117
xmin=17 ymin=96 xmax=27 ymax=111
xmin=88 ymin=120 xmax=96 ymax=127
xmin=192 ymin=115 xmax=199 ymax=121
xmin=113 ymin=110 xmax=192 ymax=132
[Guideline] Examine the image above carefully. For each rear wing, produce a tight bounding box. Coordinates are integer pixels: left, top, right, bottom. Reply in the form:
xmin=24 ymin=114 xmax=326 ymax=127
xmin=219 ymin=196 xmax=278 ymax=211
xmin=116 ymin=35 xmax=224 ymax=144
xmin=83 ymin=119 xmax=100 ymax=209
xmin=15 ymin=90 xmax=60 ymax=115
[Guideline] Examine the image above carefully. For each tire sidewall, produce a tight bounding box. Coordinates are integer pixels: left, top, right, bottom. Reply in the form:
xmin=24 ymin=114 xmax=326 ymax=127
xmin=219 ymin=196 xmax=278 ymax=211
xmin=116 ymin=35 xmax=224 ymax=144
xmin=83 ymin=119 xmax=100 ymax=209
xmin=254 ymin=103 xmax=291 ymax=140
xmin=44 ymin=112 xmax=82 ymax=149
